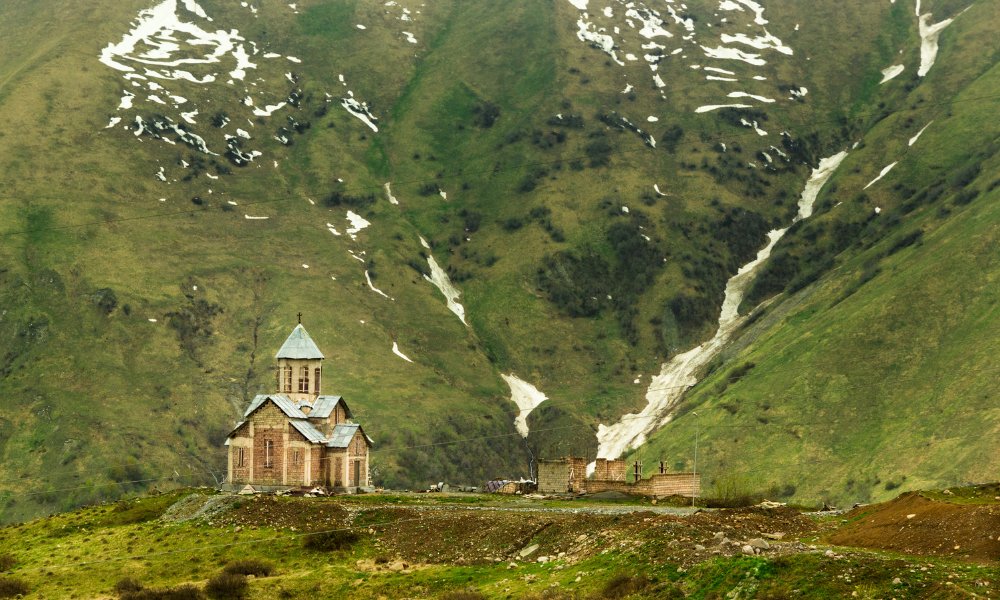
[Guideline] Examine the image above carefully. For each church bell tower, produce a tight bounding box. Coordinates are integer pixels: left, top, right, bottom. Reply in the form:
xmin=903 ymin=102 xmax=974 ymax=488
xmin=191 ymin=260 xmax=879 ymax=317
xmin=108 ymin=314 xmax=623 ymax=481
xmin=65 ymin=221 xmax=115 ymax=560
xmin=274 ymin=316 xmax=325 ymax=407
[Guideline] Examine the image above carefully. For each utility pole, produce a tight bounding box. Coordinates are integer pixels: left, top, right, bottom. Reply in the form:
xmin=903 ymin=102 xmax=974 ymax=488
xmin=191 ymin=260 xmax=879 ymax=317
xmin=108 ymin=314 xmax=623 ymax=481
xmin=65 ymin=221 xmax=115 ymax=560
xmin=692 ymin=411 xmax=700 ymax=508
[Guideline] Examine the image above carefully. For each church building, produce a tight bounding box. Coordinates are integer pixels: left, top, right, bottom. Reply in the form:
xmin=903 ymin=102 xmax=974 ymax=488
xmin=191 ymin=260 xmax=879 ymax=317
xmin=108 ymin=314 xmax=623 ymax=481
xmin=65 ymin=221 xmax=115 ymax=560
xmin=225 ymin=321 xmax=373 ymax=492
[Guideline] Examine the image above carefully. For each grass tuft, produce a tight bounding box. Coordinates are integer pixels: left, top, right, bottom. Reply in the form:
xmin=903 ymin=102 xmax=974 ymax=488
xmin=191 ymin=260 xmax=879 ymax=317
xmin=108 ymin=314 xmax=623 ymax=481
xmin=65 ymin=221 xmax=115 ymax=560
xmin=302 ymin=529 xmax=360 ymax=552
xmin=0 ymin=577 xmax=29 ymax=598
xmin=204 ymin=572 xmax=247 ymax=600
xmin=222 ymin=559 xmax=274 ymax=577
xmin=600 ymin=574 xmax=651 ymax=598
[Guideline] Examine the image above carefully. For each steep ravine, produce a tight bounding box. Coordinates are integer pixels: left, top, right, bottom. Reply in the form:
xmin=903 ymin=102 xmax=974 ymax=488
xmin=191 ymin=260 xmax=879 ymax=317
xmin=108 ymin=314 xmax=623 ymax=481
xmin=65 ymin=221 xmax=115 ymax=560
xmin=593 ymin=151 xmax=850 ymax=468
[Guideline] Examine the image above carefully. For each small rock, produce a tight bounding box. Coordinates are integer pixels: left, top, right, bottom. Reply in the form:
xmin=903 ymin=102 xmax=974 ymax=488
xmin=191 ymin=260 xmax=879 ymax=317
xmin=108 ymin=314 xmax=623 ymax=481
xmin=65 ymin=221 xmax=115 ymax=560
xmin=508 ymin=562 xmax=518 ymax=569
xmin=906 ymin=514 xmax=916 ymax=519
xmin=519 ymin=544 xmax=540 ymax=558
xmin=694 ymin=544 xmax=706 ymax=551
xmin=713 ymin=532 xmax=725 ymax=540
xmin=576 ymin=534 xmax=588 ymax=543
xmin=748 ymin=538 xmax=770 ymax=550
xmin=762 ymin=532 xmax=784 ymax=540
xmin=893 ymin=577 xmax=902 ymax=585
xmin=537 ymin=556 xmax=549 ymax=563
xmin=824 ymin=549 xmax=836 ymax=558
xmin=742 ymin=545 xmax=755 ymax=556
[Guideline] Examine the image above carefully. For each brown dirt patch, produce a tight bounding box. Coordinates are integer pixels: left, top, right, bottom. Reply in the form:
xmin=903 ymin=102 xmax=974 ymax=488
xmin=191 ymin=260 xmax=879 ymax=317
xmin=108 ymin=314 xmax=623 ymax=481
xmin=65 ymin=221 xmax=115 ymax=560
xmin=827 ymin=492 xmax=1000 ymax=563
xmin=212 ymin=496 xmax=350 ymax=530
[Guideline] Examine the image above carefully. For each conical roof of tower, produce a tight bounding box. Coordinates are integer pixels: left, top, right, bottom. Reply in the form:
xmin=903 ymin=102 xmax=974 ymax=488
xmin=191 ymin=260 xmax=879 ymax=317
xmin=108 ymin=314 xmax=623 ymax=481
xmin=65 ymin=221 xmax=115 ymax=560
xmin=275 ymin=324 xmax=325 ymax=359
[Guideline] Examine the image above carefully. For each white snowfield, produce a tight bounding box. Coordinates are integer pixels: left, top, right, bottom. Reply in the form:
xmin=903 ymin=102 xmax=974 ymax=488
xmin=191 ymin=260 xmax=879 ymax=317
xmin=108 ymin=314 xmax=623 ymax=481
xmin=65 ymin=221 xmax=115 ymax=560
xmin=384 ymin=182 xmax=399 ymax=205
xmin=391 ymin=341 xmax=414 ymax=363
xmin=501 ymin=374 xmax=549 ymax=437
xmin=99 ymin=0 xmax=288 ymax=160
xmin=880 ymin=64 xmax=905 ymax=83
xmin=694 ymin=103 xmax=752 ymax=113
xmin=341 ymin=95 xmax=379 ymax=132
xmin=424 ymin=255 xmax=468 ymax=325
xmin=345 ymin=211 xmax=371 ymax=240
xmin=917 ymin=6 xmax=965 ymax=77
xmin=364 ymin=270 xmax=393 ymax=300
xmin=593 ymin=151 xmax=849 ymax=466
xmin=909 ymin=121 xmax=933 ymax=146
xmin=864 ymin=161 xmax=898 ymax=190
xmin=564 ymin=0 xmax=793 ymax=111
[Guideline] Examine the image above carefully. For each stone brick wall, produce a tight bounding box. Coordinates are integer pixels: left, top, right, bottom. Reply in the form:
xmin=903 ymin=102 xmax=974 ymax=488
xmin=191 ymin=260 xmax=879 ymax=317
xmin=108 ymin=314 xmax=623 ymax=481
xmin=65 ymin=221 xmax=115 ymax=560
xmin=568 ymin=457 xmax=588 ymax=492
xmin=285 ymin=429 xmax=309 ymax=486
xmin=229 ymin=442 xmax=252 ymax=484
xmin=537 ymin=460 xmax=570 ymax=493
xmin=310 ymin=447 xmax=323 ymax=486
xmin=253 ymin=429 xmax=284 ymax=485
xmin=584 ymin=473 xmax=701 ymax=498
xmin=348 ymin=430 xmax=369 ymax=487
xmin=592 ymin=458 xmax=627 ymax=481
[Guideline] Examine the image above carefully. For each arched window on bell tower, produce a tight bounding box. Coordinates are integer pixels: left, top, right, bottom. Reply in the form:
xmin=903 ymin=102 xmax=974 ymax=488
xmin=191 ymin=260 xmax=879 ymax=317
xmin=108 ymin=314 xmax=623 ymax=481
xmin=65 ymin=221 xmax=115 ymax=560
xmin=298 ymin=366 xmax=310 ymax=393
xmin=275 ymin=321 xmax=326 ymax=401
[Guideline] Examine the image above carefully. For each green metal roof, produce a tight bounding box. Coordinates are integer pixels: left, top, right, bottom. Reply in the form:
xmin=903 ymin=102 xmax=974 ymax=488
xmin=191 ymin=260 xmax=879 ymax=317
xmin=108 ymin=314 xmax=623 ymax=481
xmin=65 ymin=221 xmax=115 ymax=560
xmin=275 ymin=324 xmax=325 ymax=359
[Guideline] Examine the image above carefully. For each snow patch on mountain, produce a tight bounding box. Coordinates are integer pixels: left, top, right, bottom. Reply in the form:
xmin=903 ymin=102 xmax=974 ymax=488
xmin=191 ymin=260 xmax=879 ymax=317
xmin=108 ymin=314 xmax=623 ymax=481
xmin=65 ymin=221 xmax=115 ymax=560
xmin=880 ymin=64 xmax=905 ymax=83
xmin=384 ymin=182 xmax=399 ymax=205
xmin=501 ymin=374 xmax=549 ymax=437
xmin=345 ymin=211 xmax=371 ymax=240
xmin=864 ymin=161 xmax=898 ymax=189
xmin=365 ymin=271 xmax=393 ymax=300
xmin=424 ymin=254 xmax=468 ymax=326
xmin=917 ymin=10 xmax=958 ymax=77
xmin=392 ymin=341 xmax=414 ymax=363
xmin=99 ymin=0 xmax=291 ymax=159
xmin=694 ymin=103 xmax=752 ymax=113
xmin=594 ymin=151 xmax=848 ymax=463
xmin=909 ymin=121 xmax=933 ymax=146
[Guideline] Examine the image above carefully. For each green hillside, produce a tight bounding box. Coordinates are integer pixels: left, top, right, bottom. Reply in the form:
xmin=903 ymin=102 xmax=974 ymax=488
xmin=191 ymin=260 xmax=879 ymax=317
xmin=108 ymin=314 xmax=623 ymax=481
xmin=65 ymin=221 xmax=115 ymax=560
xmin=0 ymin=0 xmax=996 ymax=521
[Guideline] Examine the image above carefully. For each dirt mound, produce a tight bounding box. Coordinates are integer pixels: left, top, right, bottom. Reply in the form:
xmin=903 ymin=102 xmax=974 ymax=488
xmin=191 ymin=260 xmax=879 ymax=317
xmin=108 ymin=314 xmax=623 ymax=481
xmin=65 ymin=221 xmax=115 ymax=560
xmin=212 ymin=496 xmax=350 ymax=530
xmin=688 ymin=505 xmax=818 ymax=538
xmin=827 ymin=492 xmax=1000 ymax=562
xmin=160 ymin=493 xmax=242 ymax=523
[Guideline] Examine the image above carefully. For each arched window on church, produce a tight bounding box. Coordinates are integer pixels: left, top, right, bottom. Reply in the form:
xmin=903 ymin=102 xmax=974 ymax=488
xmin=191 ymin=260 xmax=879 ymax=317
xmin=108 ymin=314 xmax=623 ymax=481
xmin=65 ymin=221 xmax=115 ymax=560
xmin=298 ymin=366 xmax=309 ymax=393
xmin=314 ymin=367 xmax=321 ymax=394
xmin=283 ymin=366 xmax=293 ymax=393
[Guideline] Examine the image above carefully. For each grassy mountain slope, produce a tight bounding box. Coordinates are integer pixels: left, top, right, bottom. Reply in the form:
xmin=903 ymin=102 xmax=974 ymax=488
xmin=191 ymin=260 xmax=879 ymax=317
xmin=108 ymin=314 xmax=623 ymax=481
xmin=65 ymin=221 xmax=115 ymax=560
xmin=0 ymin=0 xmax=996 ymax=521
xmin=635 ymin=0 xmax=1000 ymax=505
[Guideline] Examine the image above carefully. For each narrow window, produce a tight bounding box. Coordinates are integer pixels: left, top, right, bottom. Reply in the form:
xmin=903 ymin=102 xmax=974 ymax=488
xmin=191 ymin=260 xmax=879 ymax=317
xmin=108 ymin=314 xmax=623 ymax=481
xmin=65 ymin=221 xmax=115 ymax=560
xmin=314 ymin=367 xmax=321 ymax=394
xmin=283 ymin=366 xmax=293 ymax=392
xmin=298 ymin=366 xmax=309 ymax=393
xmin=275 ymin=368 xmax=281 ymax=392
xmin=292 ymin=449 xmax=301 ymax=466
xmin=237 ymin=447 xmax=245 ymax=467
xmin=264 ymin=440 xmax=273 ymax=468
